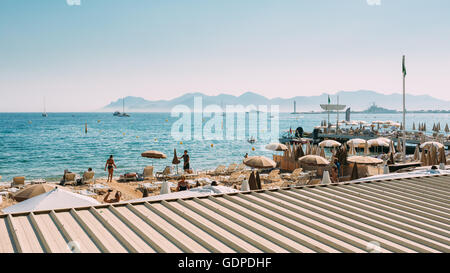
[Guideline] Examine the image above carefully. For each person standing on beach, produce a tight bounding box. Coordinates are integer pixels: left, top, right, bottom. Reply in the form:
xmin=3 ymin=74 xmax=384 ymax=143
xmin=104 ymin=155 xmax=117 ymax=182
xmin=179 ymin=150 xmax=190 ymax=172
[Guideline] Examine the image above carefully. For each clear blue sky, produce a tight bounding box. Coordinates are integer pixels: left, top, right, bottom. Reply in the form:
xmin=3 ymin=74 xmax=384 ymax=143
xmin=1 ymin=0 xmax=449 ymax=111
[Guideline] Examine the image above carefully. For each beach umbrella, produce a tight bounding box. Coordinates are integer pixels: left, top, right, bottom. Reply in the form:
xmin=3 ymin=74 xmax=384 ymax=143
xmin=265 ymin=143 xmax=288 ymax=152
xmin=319 ymin=140 xmax=341 ymax=148
xmin=142 ymin=150 xmax=167 ymax=166
xmin=431 ymin=145 xmax=438 ymax=166
xmin=2 ymin=187 xmax=100 ymax=214
xmin=248 ymin=171 xmax=258 ymax=190
xmin=445 ymin=123 xmax=449 ymax=133
xmin=255 ymin=172 xmax=262 ymax=190
xmin=243 ymin=156 xmax=276 ymax=169
xmin=376 ymin=137 xmax=392 ymax=144
xmin=346 ymin=138 xmax=367 ymax=148
xmin=420 ymin=141 xmax=444 ymax=150
xmin=347 ymin=156 xmax=383 ymax=165
xmin=367 ymin=139 xmax=389 ymax=147
xmin=13 ymin=184 xmax=55 ymax=202
xmin=412 ymin=122 xmax=416 ymax=131
xmin=298 ymin=155 xmax=330 ymax=165
xmin=350 ymin=163 xmax=359 ymax=180
xmin=413 ymin=145 xmax=420 ymax=161
xmin=424 ymin=123 xmax=426 ymax=131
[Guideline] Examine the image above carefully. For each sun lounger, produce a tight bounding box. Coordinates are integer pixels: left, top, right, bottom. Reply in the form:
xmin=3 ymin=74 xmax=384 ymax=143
xmin=224 ymin=164 xmax=237 ymax=175
xmin=63 ymin=173 xmax=76 ymax=185
xmin=223 ymin=172 xmax=245 ymax=185
xmin=143 ymin=166 xmax=154 ymax=180
xmin=207 ymin=165 xmax=226 ymax=176
xmin=235 ymin=164 xmax=246 ymax=172
xmin=80 ymin=171 xmax=95 ymax=184
xmin=280 ymin=168 xmax=304 ymax=181
xmin=156 ymin=166 xmax=173 ymax=180
xmin=12 ymin=176 xmax=25 ymax=188
xmin=260 ymin=169 xmax=281 ymax=184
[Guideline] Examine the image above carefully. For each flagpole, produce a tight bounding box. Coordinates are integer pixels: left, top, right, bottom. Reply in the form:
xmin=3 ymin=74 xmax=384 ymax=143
xmin=402 ymin=55 xmax=406 ymax=162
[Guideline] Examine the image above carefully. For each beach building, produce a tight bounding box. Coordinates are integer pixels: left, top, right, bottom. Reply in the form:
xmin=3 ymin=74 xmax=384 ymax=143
xmin=0 ymin=173 xmax=449 ymax=253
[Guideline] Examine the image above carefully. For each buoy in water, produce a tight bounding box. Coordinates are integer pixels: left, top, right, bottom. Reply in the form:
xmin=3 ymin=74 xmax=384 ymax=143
xmin=211 ymin=144 xmax=214 ymax=148
xmin=180 ymin=141 xmax=183 ymax=145
xmin=136 ymin=136 xmax=139 ymax=138
xmin=123 ymin=132 xmax=126 ymax=136
xmin=252 ymin=147 xmax=255 ymax=151
xmin=154 ymin=138 xmax=158 ymax=142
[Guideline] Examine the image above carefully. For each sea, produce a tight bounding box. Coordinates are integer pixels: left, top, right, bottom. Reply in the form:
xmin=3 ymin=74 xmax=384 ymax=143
xmin=0 ymin=112 xmax=448 ymax=182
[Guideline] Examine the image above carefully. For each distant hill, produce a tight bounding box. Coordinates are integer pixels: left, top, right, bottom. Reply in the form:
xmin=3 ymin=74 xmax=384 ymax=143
xmin=102 ymin=90 xmax=450 ymax=112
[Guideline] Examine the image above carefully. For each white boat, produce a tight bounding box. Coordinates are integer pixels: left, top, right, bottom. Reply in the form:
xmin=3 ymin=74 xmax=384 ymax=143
xmin=42 ymin=97 xmax=48 ymax=117
xmin=113 ymin=97 xmax=130 ymax=117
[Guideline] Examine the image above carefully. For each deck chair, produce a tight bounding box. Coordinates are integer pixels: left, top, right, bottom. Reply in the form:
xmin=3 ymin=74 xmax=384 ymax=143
xmin=143 ymin=166 xmax=154 ymax=180
xmin=64 ymin=173 xmax=76 ymax=185
xmin=224 ymin=164 xmax=237 ymax=175
xmin=11 ymin=177 xmax=25 ymax=187
xmin=156 ymin=166 xmax=172 ymax=180
xmin=235 ymin=163 xmax=246 ymax=172
xmin=260 ymin=169 xmax=281 ymax=184
xmin=207 ymin=165 xmax=226 ymax=176
xmin=281 ymin=168 xmax=303 ymax=181
xmin=224 ymin=172 xmax=245 ymax=185
xmin=80 ymin=171 xmax=95 ymax=184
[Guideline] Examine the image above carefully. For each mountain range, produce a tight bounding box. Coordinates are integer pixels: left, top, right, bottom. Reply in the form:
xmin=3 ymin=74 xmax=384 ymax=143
xmin=102 ymin=90 xmax=450 ymax=112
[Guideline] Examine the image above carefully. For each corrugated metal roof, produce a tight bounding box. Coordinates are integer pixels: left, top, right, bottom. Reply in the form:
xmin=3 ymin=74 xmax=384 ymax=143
xmin=0 ymin=174 xmax=449 ymax=253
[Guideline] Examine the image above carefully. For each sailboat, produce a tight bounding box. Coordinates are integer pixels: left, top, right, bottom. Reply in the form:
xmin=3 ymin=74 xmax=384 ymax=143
xmin=42 ymin=97 xmax=48 ymax=117
xmin=113 ymin=97 xmax=130 ymax=117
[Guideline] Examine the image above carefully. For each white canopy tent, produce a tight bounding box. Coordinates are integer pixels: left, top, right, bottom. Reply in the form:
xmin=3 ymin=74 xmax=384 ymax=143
xmin=2 ymin=187 xmax=100 ymax=214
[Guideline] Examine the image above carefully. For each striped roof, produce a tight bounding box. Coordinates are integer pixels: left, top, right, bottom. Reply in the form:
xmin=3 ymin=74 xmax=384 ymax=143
xmin=0 ymin=174 xmax=449 ymax=253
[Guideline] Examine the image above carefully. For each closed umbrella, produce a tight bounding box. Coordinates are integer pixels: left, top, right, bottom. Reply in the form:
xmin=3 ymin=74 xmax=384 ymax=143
xmin=396 ymin=138 xmax=402 ymax=153
xmin=320 ymin=146 xmax=326 ymax=158
xmin=172 ymin=149 xmax=181 ymax=173
xmin=421 ymin=148 xmax=427 ymax=165
xmin=296 ymin=144 xmax=305 ymax=158
xmin=389 ymin=140 xmax=396 ymax=154
xmin=248 ymin=171 xmax=258 ymax=190
xmin=388 ymin=152 xmax=395 ymax=165
xmin=13 ymin=184 xmax=55 ymax=202
xmin=413 ymin=144 xmax=420 ymax=161
xmin=255 ymin=172 xmax=262 ymax=190
xmin=439 ymin=147 xmax=447 ymax=168
xmin=243 ymin=156 xmax=276 ymax=169
xmin=298 ymin=155 xmax=330 ymax=165
xmin=412 ymin=122 xmax=416 ymax=131
xmin=445 ymin=123 xmax=449 ymax=133
xmin=350 ymin=163 xmax=359 ymax=180
xmin=427 ymin=150 xmax=433 ymax=166
xmin=315 ymin=145 xmax=321 ymax=156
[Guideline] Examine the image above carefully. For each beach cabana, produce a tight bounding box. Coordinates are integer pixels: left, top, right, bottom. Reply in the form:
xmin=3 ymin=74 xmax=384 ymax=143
xmin=13 ymin=184 xmax=55 ymax=202
xmin=2 ymin=187 xmax=100 ymax=214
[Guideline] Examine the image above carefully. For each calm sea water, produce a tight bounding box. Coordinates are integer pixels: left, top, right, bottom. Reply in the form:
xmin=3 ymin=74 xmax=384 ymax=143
xmin=0 ymin=112 xmax=448 ymax=182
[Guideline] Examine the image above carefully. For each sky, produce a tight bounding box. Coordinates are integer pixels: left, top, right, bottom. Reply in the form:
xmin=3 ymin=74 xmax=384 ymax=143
xmin=1 ymin=0 xmax=450 ymax=112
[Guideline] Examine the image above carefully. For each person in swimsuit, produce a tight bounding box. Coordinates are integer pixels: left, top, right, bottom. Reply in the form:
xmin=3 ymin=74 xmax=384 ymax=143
xmin=179 ymin=150 xmax=190 ymax=172
xmin=177 ymin=175 xmax=190 ymax=192
xmin=104 ymin=155 xmax=117 ymax=182
xmin=103 ymin=190 xmax=122 ymax=203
